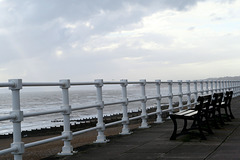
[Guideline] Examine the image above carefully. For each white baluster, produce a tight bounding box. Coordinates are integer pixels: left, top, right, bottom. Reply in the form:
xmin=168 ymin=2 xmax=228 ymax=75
xmin=167 ymin=80 xmax=173 ymax=117
xmin=155 ymin=80 xmax=163 ymax=123
xmin=200 ymin=80 xmax=204 ymax=95
xmin=120 ymin=79 xmax=131 ymax=135
xmin=210 ymin=80 xmax=214 ymax=95
xmin=205 ymin=80 xmax=209 ymax=94
xmin=178 ymin=80 xmax=183 ymax=111
xmin=58 ymin=79 xmax=73 ymax=155
xmin=214 ymin=80 xmax=218 ymax=93
xmin=9 ymin=79 xmax=24 ymax=160
xmin=186 ymin=80 xmax=191 ymax=109
xmin=193 ymin=80 xmax=198 ymax=105
xmin=94 ymin=79 xmax=108 ymax=143
xmin=139 ymin=79 xmax=150 ymax=128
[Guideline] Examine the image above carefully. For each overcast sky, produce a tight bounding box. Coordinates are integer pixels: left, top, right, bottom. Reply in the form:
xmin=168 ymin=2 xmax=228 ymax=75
xmin=0 ymin=0 xmax=239 ymax=82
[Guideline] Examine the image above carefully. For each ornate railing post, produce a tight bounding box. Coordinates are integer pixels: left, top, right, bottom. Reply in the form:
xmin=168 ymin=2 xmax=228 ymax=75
xmin=205 ymin=80 xmax=209 ymax=94
xmin=186 ymin=80 xmax=191 ymax=109
xmin=94 ymin=79 xmax=108 ymax=143
xmin=224 ymin=81 xmax=227 ymax=92
xmin=155 ymin=80 xmax=163 ymax=123
xmin=222 ymin=80 xmax=225 ymax=92
xmin=200 ymin=80 xmax=204 ymax=95
xmin=177 ymin=80 xmax=183 ymax=111
xmin=193 ymin=80 xmax=198 ymax=105
xmin=139 ymin=79 xmax=150 ymax=128
xmin=214 ymin=80 xmax=218 ymax=93
xmin=58 ymin=79 xmax=73 ymax=155
xmin=218 ymin=80 xmax=222 ymax=92
xmin=167 ymin=80 xmax=173 ymax=116
xmin=226 ymin=81 xmax=230 ymax=91
xmin=210 ymin=80 xmax=214 ymax=95
xmin=9 ymin=79 xmax=24 ymax=160
xmin=120 ymin=79 xmax=131 ymax=135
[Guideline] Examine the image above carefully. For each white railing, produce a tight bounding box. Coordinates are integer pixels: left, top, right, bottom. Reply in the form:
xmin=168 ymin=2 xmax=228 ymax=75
xmin=0 ymin=79 xmax=240 ymax=160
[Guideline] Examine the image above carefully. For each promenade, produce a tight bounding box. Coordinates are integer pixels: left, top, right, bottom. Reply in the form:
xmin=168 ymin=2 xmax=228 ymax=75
xmin=44 ymin=96 xmax=240 ymax=160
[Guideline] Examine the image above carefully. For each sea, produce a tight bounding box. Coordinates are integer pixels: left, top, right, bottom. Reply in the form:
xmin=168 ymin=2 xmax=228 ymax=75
xmin=0 ymin=83 xmax=190 ymax=135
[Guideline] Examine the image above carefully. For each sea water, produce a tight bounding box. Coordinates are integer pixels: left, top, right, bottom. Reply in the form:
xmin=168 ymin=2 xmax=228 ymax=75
xmin=0 ymin=84 xmax=189 ymax=135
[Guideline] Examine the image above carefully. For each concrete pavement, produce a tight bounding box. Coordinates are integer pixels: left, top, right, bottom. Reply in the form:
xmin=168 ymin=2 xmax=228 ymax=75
xmin=45 ymin=96 xmax=240 ymax=160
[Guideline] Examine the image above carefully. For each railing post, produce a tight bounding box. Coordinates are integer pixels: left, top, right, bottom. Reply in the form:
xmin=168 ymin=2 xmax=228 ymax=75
xmin=210 ymin=80 xmax=214 ymax=95
xmin=200 ymin=80 xmax=204 ymax=95
xmin=167 ymin=80 xmax=173 ymax=116
xmin=139 ymin=79 xmax=150 ymax=128
xmin=155 ymin=80 xmax=163 ymax=123
xmin=214 ymin=80 xmax=218 ymax=93
xmin=218 ymin=80 xmax=222 ymax=92
xmin=177 ymin=80 xmax=183 ymax=111
xmin=186 ymin=80 xmax=191 ymax=109
xmin=227 ymin=81 xmax=230 ymax=91
xmin=224 ymin=81 xmax=227 ymax=92
xmin=205 ymin=80 xmax=209 ymax=94
xmin=58 ymin=79 xmax=73 ymax=155
xmin=94 ymin=79 xmax=108 ymax=143
xmin=221 ymin=80 xmax=225 ymax=92
xmin=120 ymin=79 xmax=131 ymax=135
xmin=193 ymin=80 xmax=198 ymax=105
xmin=9 ymin=79 xmax=24 ymax=160
xmin=233 ymin=81 xmax=236 ymax=96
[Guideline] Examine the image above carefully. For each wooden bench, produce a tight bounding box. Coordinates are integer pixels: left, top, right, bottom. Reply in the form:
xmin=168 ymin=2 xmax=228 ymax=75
xmin=220 ymin=91 xmax=234 ymax=121
xmin=170 ymin=95 xmax=213 ymax=140
xmin=207 ymin=92 xmax=224 ymax=128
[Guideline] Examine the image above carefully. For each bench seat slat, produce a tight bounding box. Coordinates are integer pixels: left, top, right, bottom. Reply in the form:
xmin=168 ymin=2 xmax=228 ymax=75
xmin=175 ymin=110 xmax=195 ymax=116
xmin=185 ymin=111 xmax=198 ymax=116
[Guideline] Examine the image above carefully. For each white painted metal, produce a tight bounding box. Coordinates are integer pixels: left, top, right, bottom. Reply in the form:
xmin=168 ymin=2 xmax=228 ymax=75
xmin=139 ymin=79 xmax=150 ymax=128
xmin=58 ymin=79 xmax=74 ymax=155
xmin=94 ymin=79 xmax=108 ymax=143
xmin=193 ymin=80 xmax=198 ymax=105
xmin=167 ymin=80 xmax=173 ymax=115
xmin=186 ymin=80 xmax=191 ymax=109
xmin=177 ymin=80 xmax=183 ymax=111
xmin=205 ymin=80 xmax=209 ymax=94
xmin=9 ymin=79 xmax=24 ymax=160
xmin=200 ymin=80 xmax=204 ymax=95
xmin=218 ymin=80 xmax=222 ymax=92
xmin=0 ymin=78 xmax=239 ymax=160
xmin=120 ymin=79 xmax=131 ymax=135
xmin=155 ymin=80 xmax=163 ymax=123
xmin=210 ymin=81 xmax=214 ymax=95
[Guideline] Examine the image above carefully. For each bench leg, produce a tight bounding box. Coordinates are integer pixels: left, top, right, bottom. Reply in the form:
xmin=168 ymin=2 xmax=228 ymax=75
xmin=212 ymin=110 xmax=220 ymax=129
xmin=217 ymin=108 xmax=225 ymax=125
xmin=181 ymin=119 xmax=188 ymax=134
xmin=197 ymin=117 xmax=207 ymax=140
xmin=228 ymin=106 xmax=235 ymax=119
xmin=204 ymin=113 xmax=214 ymax=134
xmin=224 ymin=107 xmax=232 ymax=121
xmin=170 ymin=116 xmax=177 ymax=140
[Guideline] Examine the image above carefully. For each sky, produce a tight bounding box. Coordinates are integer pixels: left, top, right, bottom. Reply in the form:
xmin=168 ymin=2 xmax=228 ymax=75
xmin=0 ymin=0 xmax=240 ymax=82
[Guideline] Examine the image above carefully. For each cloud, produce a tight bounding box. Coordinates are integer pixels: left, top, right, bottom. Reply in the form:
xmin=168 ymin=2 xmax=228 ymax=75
xmin=0 ymin=0 xmax=239 ymax=82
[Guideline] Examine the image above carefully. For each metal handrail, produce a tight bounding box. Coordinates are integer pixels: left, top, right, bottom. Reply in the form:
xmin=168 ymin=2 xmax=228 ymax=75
xmin=0 ymin=79 xmax=239 ymax=160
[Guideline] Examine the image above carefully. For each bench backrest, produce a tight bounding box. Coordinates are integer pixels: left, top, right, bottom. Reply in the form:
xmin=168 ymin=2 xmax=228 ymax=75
xmin=195 ymin=95 xmax=212 ymax=112
xmin=211 ymin=92 xmax=224 ymax=107
xmin=224 ymin=91 xmax=233 ymax=106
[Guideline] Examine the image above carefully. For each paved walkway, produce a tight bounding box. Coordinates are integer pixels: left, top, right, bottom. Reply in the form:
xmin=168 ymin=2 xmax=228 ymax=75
xmin=46 ymin=96 xmax=240 ymax=160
